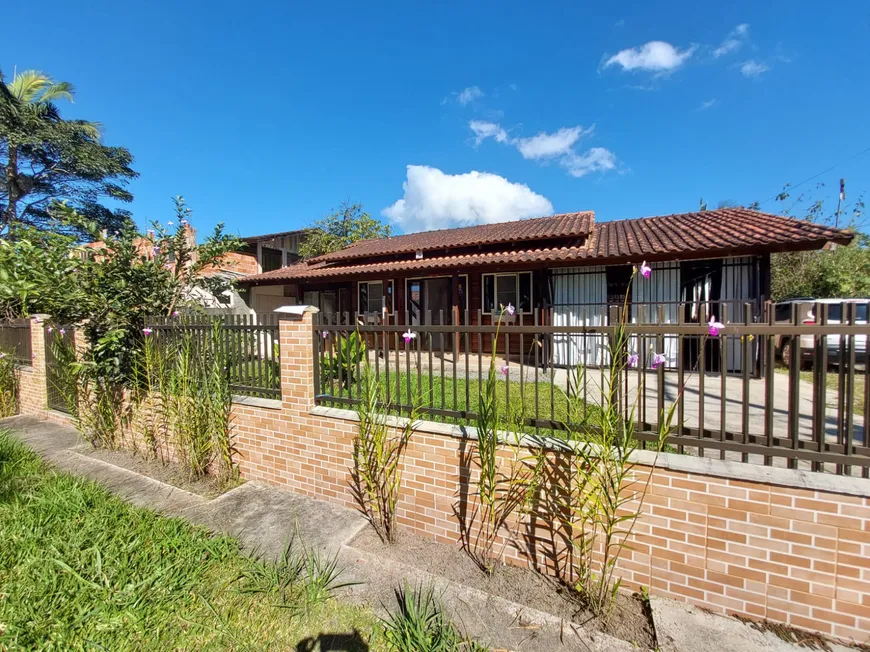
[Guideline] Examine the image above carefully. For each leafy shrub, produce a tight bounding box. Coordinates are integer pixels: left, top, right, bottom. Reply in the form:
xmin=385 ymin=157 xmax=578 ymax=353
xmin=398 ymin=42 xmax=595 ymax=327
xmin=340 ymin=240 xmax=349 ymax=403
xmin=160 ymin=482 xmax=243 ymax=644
xmin=0 ymin=349 xmax=18 ymax=418
xmin=322 ymin=331 xmax=367 ymax=388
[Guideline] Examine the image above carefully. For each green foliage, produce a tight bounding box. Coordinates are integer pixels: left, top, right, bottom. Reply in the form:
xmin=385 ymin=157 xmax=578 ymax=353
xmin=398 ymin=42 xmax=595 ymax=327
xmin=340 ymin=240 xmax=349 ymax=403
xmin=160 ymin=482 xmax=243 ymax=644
xmin=764 ymin=183 xmax=869 ymax=300
xmin=381 ymin=583 xmax=486 ymax=652
xmin=0 ymin=431 xmax=381 ymax=650
xmin=299 ymin=201 xmax=392 ymax=259
xmin=0 ymin=68 xmax=137 ymax=237
xmin=322 ymin=330 xmax=367 ymax=388
xmin=0 ymin=197 xmax=242 ymax=385
xmin=140 ymin=320 xmax=237 ymax=482
xmin=0 ymin=348 xmax=17 ymax=417
xmin=240 ymin=535 xmax=357 ymax=612
xmin=561 ymin=272 xmax=676 ymax=618
xmin=0 ymin=226 xmax=84 ymax=320
xmin=771 ymin=227 xmax=870 ymax=300
xmin=352 ymin=361 xmax=418 ymax=543
xmin=464 ymin=308 xmax=541 ymax=574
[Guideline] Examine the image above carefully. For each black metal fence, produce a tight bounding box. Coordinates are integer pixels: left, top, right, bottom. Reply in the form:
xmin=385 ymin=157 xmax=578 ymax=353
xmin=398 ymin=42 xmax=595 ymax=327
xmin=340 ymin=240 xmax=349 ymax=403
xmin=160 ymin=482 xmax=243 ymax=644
xmin=312 ymin=303 xmax=870 ymax=476
xmin=147 ymin=313 xmax=281 ymax=399
xmin=0 ymin=319 xmax=32 ymax=363
xmin=45 ymin=326 xmax=76 ymax=414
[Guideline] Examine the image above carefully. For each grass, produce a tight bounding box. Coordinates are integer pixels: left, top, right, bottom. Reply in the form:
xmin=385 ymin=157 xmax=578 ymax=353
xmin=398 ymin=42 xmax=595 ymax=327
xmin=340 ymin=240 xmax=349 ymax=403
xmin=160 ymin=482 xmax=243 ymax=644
xmin=0 ymin=429 xmax=381 ymax=651
xmin=320 ymin=371 xmax=603 ymax=440
xmin=775 ymin=366 xmax=866 ymax=417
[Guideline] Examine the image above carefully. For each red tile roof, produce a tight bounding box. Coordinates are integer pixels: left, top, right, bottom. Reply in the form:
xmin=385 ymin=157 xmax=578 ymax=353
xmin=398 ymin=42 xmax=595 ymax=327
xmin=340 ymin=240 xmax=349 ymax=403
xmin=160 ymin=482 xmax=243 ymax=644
xmin=242 ymin=208 xmax=853 ymax=283
xmin=584 ymin=207 xmax=852 ymax=259
xmin=310 ymin=210 xmax=595 ymax=263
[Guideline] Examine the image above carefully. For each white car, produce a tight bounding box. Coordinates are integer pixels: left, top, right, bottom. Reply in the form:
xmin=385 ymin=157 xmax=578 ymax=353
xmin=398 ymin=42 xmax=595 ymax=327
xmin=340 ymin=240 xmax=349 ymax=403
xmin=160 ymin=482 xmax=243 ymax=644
xmin=774 ymin=298 xmax=868 ymax=368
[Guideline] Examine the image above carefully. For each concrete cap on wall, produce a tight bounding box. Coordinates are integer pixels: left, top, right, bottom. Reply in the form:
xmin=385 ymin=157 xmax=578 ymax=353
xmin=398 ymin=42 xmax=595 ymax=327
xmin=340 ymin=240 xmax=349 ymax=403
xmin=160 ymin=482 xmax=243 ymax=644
xmin=273 ymin=305 xmax=320 ymax=318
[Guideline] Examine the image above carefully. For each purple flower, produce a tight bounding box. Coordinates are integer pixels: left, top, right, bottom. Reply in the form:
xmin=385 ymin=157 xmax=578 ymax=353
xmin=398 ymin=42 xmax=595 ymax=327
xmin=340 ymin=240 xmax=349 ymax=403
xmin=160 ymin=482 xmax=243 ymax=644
xmin=500 ymin=364 xmax=509 ymax=377
xmin=167 ymin=221 xmax=174 ymax=226
xmin=147 ymin=229 xmax=155 ymax=238
xmin=58 ymin=328 xmax=66 ymax=336
xmin=708 ymin=316 xmax=724 ymax=337
xmin=152 ymin=246 xmax=160 ymax=256
xmin=403 ymin=330 xmax=416 ymax=344
xmin=142 ymin=327 xmax=153 ymax=336
xmin=504 ymin=303 xmax=515 ymax=316
xmin=33 ymin=316 xmax=41 ymax=323
xmin=639 ymin=261 xmax=652 ymax=279
xmin=47 ymin=326 xmax=54 ymax=334
xmin=652 ymin=352 xmax=666 ymax=368
xmin=172 ymin=310 xmax=180 ymax=317
xmin=627 ymin=353 xmax=639 ymax=368
xmin=322 ymin=330 xmax=329 ymax=339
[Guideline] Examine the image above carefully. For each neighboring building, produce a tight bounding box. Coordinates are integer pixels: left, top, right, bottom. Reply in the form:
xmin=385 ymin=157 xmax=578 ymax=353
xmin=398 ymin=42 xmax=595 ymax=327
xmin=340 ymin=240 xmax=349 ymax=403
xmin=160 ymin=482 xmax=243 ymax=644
xmin=82 ymin=226 xmax=308 ymax=315
xmin=238 ymin=208 xmax=853 ymax=370
xmin=237 ymin=229 xmax=307 ymax=313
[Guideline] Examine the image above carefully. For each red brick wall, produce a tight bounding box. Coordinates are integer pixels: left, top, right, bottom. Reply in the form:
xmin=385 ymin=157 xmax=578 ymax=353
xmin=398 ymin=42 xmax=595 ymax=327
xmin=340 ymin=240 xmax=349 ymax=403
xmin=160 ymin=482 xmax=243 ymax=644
xmin=16 ymin=312 xmax=870 ymax=642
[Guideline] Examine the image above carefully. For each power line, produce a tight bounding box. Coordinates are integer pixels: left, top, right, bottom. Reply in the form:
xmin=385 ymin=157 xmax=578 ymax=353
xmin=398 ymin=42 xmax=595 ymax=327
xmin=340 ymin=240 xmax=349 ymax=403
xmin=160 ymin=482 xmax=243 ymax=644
xmin=756 ymin=144 xmax=870 ymax=207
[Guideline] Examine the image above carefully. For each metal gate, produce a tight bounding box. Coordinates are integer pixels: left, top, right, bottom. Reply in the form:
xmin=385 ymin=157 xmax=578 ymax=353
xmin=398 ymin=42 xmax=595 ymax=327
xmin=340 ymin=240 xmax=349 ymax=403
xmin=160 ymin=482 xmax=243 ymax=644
xmin=45 ymin=327 xmax=76 ymax=413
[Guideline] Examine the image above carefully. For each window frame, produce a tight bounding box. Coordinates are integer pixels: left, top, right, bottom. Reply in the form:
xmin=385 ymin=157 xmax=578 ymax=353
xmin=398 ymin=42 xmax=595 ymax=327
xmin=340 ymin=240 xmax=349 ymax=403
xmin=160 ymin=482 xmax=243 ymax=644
xmin=357 ymin=280 xmax=394 ymax=314
xmin=481 ymin=271 xmax=533 ymax=315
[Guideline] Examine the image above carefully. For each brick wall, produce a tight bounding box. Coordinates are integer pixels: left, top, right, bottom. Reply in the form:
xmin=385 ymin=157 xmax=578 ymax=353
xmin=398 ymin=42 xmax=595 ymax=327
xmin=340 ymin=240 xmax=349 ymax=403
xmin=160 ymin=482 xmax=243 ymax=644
xmin=16 ymin=311 xmax=870 ymax=642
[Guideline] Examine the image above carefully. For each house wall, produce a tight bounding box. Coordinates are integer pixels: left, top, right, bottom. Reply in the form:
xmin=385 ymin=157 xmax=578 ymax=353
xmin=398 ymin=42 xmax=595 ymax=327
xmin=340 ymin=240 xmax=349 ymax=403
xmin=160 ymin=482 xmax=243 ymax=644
xmin=251 ymin=285 xmax=296 ymax=313
xmin=15 ymin=311 xmax=870 ymax=643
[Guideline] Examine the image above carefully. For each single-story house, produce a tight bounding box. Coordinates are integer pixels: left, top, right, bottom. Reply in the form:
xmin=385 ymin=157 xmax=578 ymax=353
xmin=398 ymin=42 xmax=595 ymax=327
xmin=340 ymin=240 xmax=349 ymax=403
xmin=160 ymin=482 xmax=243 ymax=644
xmin=238 ymin=208 xmax=853 ymax=371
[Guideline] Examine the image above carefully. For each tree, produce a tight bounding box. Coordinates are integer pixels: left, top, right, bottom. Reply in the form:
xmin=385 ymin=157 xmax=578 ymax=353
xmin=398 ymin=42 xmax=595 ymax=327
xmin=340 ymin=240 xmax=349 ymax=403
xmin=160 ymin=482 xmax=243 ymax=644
xmin=764 ymin=183 xmax=870 ymax=300
xmin=0 ymin=68 xmax=137 ymax=238
xmin=0 ymin=197 xmax=241 ymax=383
xmin=298 ymin=201 xmax=391 ymax=258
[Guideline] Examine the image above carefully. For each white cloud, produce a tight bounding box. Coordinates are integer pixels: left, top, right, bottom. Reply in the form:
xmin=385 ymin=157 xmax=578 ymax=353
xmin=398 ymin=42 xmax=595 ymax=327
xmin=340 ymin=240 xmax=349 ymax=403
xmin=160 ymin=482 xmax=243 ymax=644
xmin=515 ymin=126 xmax=591 ymax=160
xmin=740 ymin=60 xmax=770 ymax=78
xmin=382 ymin=165 xmax=553 ymax=233
xmin=469 ymin=120 xmax=509 ymax=146
xmin=604 ymin=41 xmax=696 ymax=73
xmin=457 ymin=86 xmax=484 ymax=105
xmin=561 ymin=148 xmax=618 ymax=177
xmin=700 ymin=98 xmax=718 ymax=110
xmin=714 ymin=23 xmax=750 ymax=58
xmin=468 ymin=121 xmax=617 ymax=178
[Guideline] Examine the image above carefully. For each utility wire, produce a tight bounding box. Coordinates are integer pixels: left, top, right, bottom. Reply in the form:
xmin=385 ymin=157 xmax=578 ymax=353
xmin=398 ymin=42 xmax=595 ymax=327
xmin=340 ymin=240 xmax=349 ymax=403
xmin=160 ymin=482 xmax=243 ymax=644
xmin=756 ymin=144 xmax=870 ymax=207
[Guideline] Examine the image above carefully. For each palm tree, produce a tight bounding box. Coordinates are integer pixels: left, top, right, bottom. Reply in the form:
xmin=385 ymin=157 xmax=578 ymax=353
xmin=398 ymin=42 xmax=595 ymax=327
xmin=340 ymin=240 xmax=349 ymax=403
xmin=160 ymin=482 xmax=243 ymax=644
xmin=1 ymin=69 xmax=99 ymax=229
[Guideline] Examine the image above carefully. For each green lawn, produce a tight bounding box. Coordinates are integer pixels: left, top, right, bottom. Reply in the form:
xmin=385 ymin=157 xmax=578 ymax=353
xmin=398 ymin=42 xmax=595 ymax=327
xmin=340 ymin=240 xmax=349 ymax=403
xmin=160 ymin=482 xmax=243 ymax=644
xmin=775 ymin=367 xmax=867 ymax=417
xmin=319 ymin=371 xmax=603 ymax=439
xmin=0 ymin=430 xmax=381 ymax=651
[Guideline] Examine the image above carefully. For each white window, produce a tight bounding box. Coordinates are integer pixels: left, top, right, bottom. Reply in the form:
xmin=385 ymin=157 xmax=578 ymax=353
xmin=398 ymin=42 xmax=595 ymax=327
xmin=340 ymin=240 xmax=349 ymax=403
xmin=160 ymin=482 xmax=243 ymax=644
xmin=482 ymin=272 xmax=533 ymax=314
xmin=358 ymin=280 xmax=394 ymax=313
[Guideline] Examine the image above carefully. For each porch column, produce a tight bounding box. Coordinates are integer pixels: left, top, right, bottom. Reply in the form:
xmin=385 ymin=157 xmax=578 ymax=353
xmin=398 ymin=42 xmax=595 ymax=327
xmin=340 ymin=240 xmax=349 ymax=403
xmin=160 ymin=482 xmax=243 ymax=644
xmin=452 ymin=272 xmax=460 ymax=354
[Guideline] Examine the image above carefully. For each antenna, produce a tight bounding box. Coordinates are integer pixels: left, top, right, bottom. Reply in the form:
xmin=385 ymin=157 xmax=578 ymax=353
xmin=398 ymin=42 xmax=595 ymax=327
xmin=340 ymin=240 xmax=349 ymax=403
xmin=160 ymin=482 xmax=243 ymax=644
xmin=835 ymin=178 xmax=845 ymax=228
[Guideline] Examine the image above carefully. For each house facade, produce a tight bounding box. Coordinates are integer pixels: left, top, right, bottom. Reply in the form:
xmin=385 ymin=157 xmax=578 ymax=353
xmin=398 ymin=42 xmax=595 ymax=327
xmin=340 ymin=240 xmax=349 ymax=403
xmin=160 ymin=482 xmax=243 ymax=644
xmin=238 ymin=208 xmax=853 ymax=370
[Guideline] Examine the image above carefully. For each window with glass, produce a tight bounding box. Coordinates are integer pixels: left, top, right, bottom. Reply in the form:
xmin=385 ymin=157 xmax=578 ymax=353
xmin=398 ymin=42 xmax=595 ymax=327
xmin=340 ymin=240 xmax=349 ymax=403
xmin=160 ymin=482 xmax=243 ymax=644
xmin=358 ymin=281 xmax=393 ymax=313
xmin=482 ymin=272 xmax=533 ymax=314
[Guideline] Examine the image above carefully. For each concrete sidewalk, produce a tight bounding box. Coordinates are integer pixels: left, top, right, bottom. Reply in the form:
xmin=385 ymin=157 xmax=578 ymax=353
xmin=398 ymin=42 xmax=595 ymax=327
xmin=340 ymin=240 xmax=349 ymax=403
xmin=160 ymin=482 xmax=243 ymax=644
xmin=1 ymin=415 xmax=857 ymax=652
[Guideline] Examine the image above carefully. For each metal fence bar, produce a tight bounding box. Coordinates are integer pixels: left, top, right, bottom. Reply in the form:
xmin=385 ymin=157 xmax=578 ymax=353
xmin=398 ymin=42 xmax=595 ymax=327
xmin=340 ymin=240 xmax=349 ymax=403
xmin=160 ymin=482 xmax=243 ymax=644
xmin=310 ymin=306 xmax=870 ymax=474
xmin=0 ymin=320 xmax=32 ymax=363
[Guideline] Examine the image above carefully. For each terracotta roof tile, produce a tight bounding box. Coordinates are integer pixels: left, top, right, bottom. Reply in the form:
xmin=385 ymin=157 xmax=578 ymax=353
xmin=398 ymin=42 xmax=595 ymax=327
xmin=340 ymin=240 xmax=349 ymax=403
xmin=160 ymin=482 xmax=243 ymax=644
xmin=242 ymin=208 xmax=853 ymax=283
xmin=310 ymin=211 xmax=594 ymax=263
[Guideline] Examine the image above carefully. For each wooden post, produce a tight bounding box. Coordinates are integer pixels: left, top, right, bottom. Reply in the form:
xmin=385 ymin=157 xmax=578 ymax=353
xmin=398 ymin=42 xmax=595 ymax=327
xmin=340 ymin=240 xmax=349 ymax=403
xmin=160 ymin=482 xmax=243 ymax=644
xmin=452 ymin=272 xmax=460 ymax=355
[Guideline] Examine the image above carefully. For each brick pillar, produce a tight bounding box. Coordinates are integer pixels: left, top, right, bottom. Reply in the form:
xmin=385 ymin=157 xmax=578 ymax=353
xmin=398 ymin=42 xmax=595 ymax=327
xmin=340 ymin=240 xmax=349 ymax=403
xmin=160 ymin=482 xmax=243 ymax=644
xmin=22 ymin=315 xmax=50 ymax=414
xmin=277 ymin=306 xmax=319 ymax=416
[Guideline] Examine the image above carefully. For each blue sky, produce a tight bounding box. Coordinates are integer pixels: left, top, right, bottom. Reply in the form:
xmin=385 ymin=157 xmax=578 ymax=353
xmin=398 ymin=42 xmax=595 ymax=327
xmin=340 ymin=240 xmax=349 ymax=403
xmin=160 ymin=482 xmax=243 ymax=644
xmin=5 ymin=0 xmax=870 ymax=237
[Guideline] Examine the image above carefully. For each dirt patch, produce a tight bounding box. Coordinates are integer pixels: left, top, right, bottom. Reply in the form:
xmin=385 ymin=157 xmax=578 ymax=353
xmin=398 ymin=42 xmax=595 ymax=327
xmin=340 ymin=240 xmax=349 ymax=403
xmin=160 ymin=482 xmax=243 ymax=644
xmin=349 ymin=526 xmax=655 ymax=649
xmin=85 ymin=447 xmax=240 ymax=498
